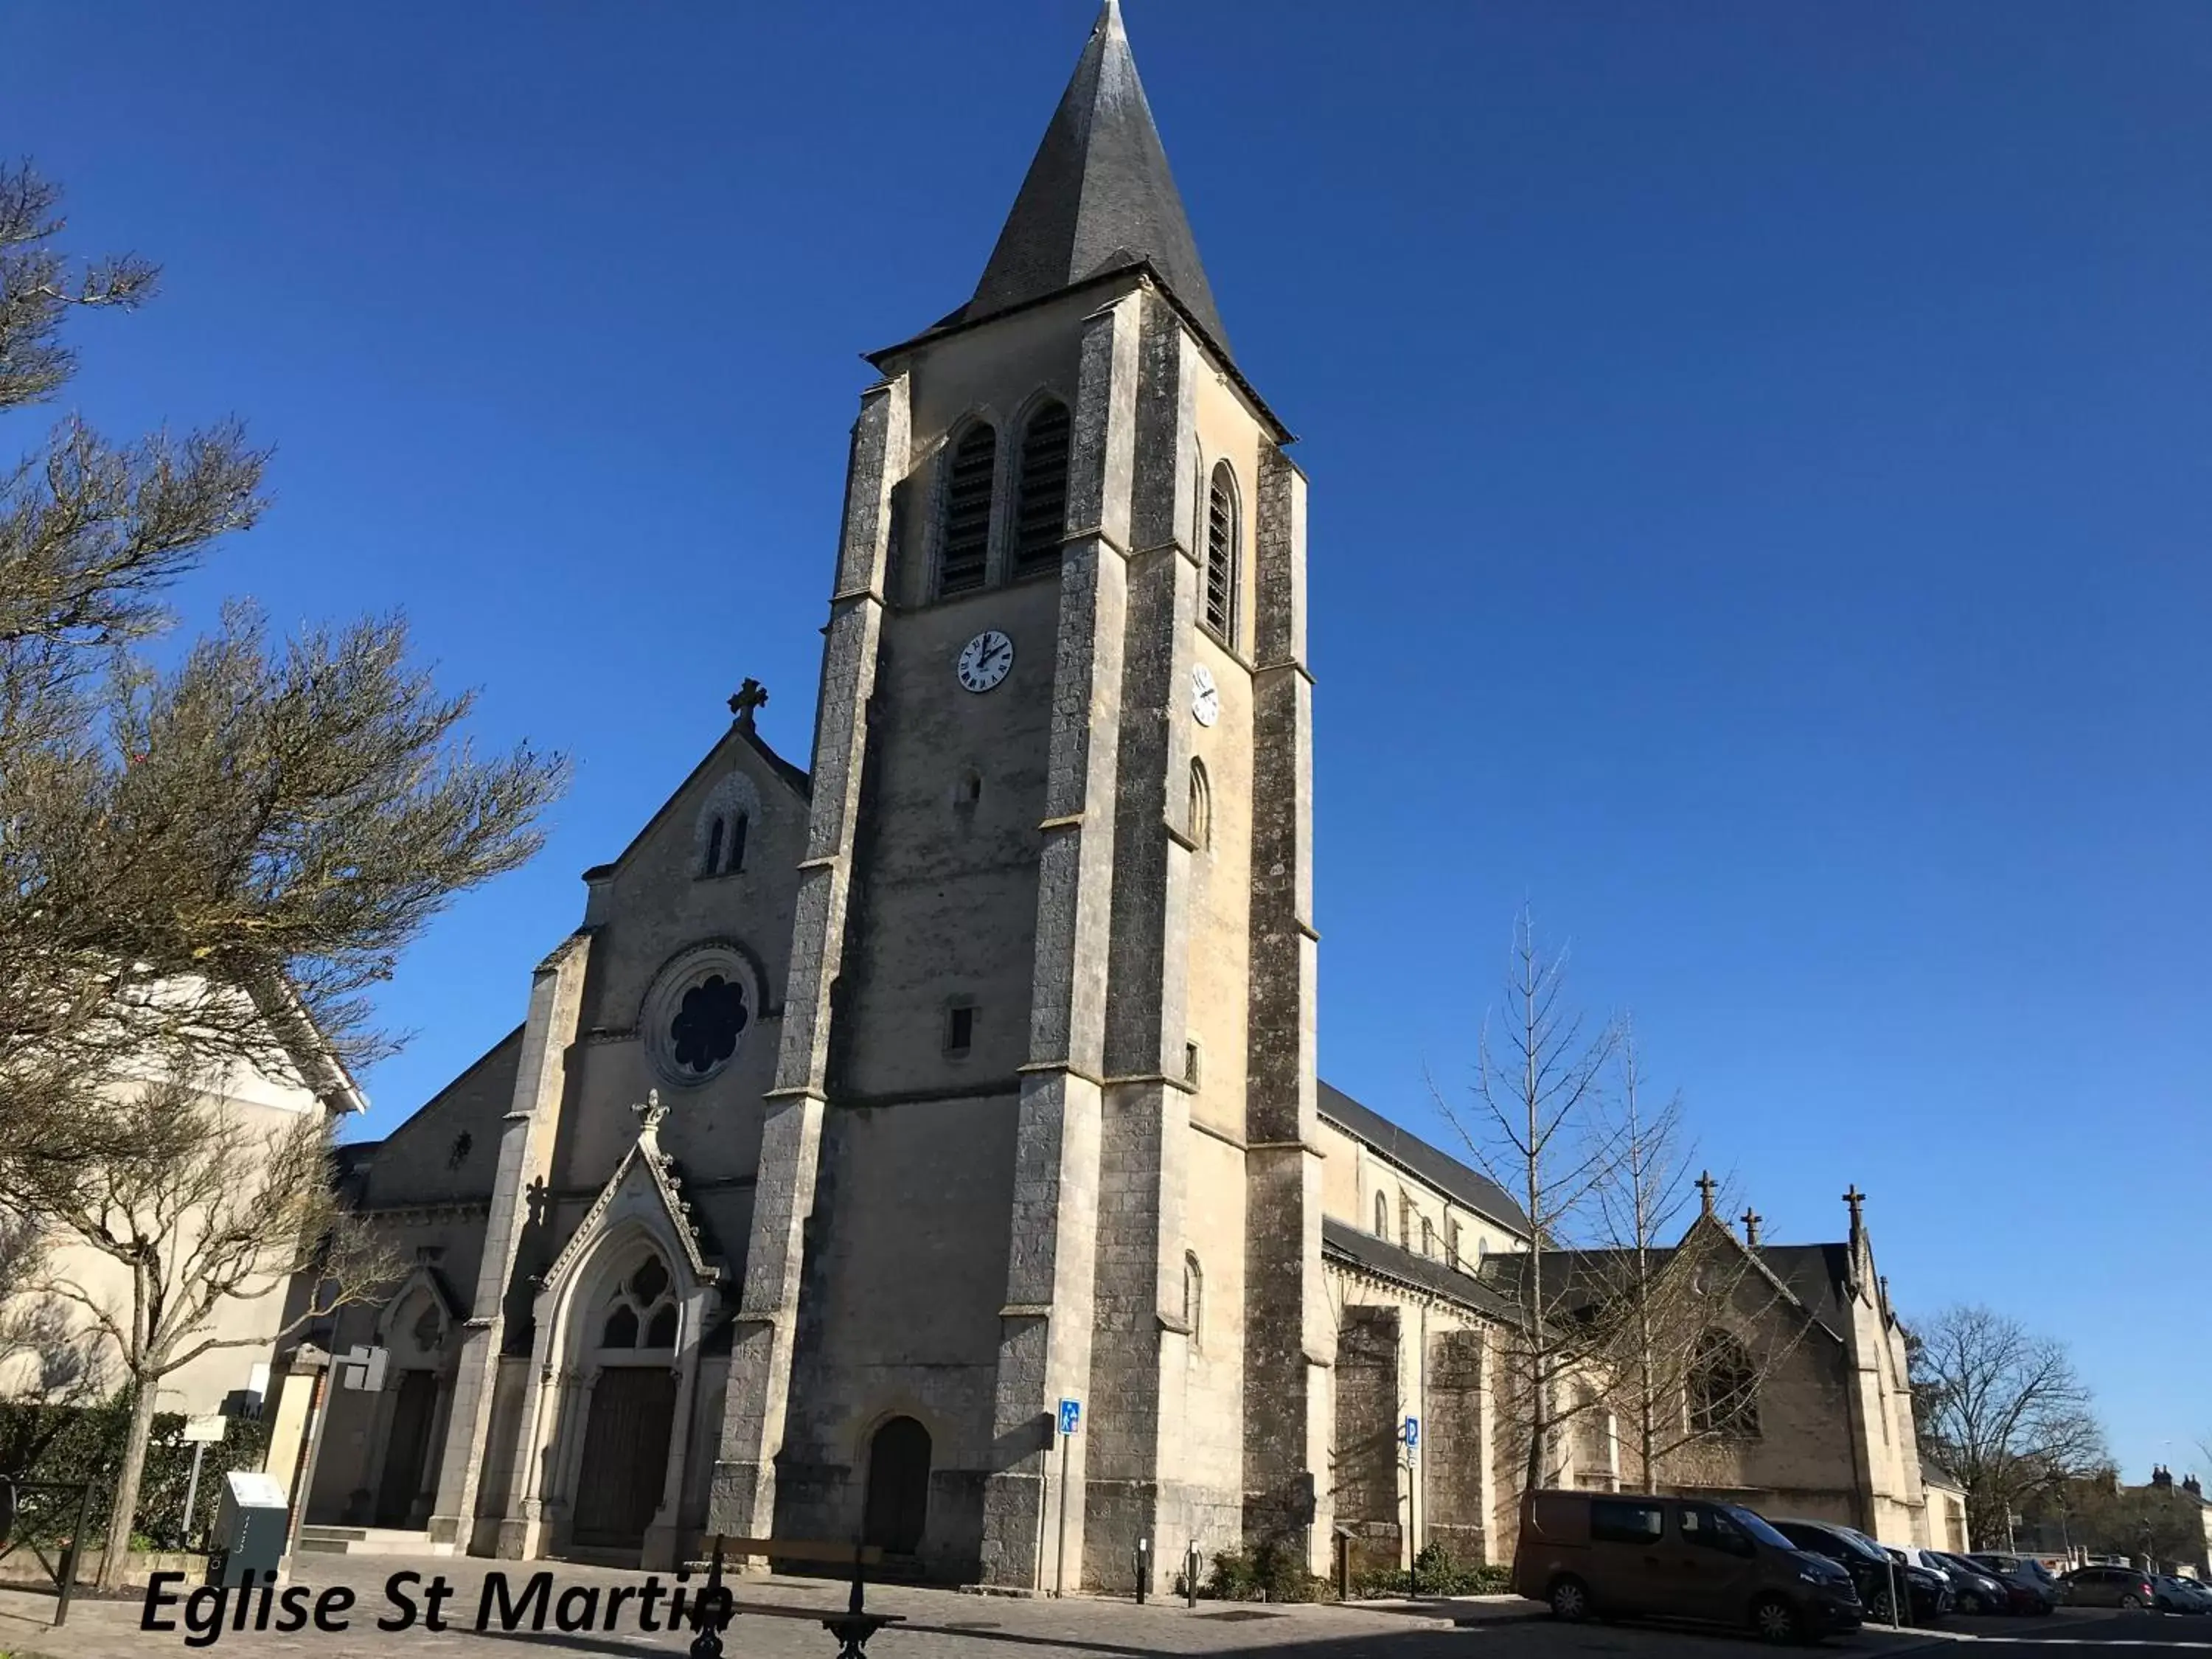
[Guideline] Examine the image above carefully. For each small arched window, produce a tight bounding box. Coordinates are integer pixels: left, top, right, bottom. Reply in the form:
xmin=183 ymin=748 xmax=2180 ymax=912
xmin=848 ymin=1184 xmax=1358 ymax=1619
xmin=599 ymin=1252 xmax=678 ymax=1352
xmin=1188 ymin=757 xmax=1211 ymax=850
xmin=704 ymin=817 xmax=724 ymax=877
xmin=1012 ymin=399 xmax=1071 ymax=577
xmin=1688 ymin=1328 xmax=1760 ymax=1436
xmin=1421 ymin=1216 xmax=1436 ymax=1258
xmin=1203 ymin=461 xmax=1239 ymax=645
xmin=1374 ymin=1192 xmax=1389 ymax=1237
xmin=1183 ymin=1252 xmax=1203 ymax=1346
xmin=939 ymin=422 xmax=998 ymax=597
xmin=1447 ymin=1219 xmax=1462 ymax=1267
xmin=726 ymin=813 xmax=748 ymax=874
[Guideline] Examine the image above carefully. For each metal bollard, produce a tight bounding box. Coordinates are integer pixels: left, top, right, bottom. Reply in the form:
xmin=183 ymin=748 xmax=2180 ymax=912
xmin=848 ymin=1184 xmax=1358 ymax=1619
xmin=689 ymin=1538 xmax=729 ymax=1659
xmin=1135 ymin=1537 xmax=1149 ymax=1604
xmin=1186 ymin=1543 xmax=1200 ymax=1609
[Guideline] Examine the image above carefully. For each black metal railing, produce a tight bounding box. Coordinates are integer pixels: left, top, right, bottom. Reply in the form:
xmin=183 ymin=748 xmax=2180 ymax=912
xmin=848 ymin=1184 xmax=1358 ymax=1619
xmin=0 ymin=1478 xmax=97 ymax=1626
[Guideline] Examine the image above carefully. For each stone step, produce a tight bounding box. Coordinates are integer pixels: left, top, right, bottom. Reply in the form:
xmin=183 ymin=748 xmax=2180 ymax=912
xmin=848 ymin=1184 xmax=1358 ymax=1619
xmin=296 ymin=1525 xmax=453 ymax=1557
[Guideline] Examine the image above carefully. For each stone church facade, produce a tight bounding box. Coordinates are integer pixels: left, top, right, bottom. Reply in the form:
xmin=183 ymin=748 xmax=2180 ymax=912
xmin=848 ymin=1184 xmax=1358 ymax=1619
xmin=296 ymin=1 xmax=1933 ymax=1588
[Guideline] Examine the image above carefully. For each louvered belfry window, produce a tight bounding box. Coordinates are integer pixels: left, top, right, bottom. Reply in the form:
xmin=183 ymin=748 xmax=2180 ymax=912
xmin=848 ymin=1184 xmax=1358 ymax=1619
xmin=1203 ymin=461 xmax=1238 ymax=644
xmin=1013 ymin=400 xmax=1072 ymax=577
xmin=939 ymin=422 xmax=998 ymax=596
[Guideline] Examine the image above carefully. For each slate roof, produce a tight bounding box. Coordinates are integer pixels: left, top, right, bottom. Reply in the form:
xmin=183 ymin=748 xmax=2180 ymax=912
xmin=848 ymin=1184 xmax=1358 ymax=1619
xmin=1317 ymin=1080 xmax=1531 ymax=1234
xmin=1321 ymin=1217 xmax=1527 ymax=1323
xmin=1475 ymin=1235 xmax=1860 ymax=1343
xmin=955 ymin=0 xmax=1229 ymax=355
xmin=1754 ymin=1243 xmax=1857 ymax=1334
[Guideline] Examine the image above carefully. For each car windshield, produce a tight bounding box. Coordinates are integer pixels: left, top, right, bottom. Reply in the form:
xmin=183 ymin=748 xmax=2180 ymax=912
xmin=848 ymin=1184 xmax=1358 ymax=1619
xmin=1728 ymin=1507 xmax=1796 ymax=1552
xmin=1833 ymin=1527 xmax=1891 ymax=1562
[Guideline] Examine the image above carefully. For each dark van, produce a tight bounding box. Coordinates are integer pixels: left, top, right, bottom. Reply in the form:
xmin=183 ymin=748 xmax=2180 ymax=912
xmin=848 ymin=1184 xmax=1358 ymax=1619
xmin=1513 ymin=1489 xmax=1864 ymax=1643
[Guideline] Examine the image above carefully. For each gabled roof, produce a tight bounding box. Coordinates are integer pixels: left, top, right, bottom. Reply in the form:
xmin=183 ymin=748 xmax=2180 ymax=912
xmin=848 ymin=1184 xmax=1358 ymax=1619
xmin=1317 ymin=1080 xmax=1531 ymax=1235
xmin=953 ymin=0 xmax=1229 ymax=356
xmin=1755 ymin=1242 xmax=1858 ymax=1336
xmin=582 ymin=716 xmax=809 ymax=883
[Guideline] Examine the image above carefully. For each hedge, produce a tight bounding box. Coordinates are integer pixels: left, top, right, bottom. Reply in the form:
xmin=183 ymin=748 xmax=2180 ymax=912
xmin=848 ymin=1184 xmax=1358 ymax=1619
xmin=0 ymin=1396 xmax=271 ymax=1551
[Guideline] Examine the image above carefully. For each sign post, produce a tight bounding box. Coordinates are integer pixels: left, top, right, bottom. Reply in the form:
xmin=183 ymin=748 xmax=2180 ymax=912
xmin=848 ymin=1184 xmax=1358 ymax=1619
xmin=1054 ymin=1399 xmax=1081 ymax=1598
xmin=1402 ymin=1416 xmax=1421 ymax=1595
xmin=178 ymin=1415 xmax=226 ymax=1548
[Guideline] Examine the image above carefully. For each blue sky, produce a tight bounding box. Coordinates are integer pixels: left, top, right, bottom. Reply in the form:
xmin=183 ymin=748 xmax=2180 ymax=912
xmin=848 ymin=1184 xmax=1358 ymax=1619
xmin=8 ymin=2 xmax=2206 ymax=1482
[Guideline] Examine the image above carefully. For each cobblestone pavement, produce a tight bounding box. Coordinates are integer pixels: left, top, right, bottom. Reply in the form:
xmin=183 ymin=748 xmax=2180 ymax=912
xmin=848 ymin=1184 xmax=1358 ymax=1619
xmin=0 ymin=1552 xmax=1995 ymax=1659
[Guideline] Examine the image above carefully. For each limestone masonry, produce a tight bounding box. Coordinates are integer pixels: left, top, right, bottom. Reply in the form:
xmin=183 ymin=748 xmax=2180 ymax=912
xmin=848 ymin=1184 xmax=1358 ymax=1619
xmin=291 ymin=0 xmax=1933 ymax=1590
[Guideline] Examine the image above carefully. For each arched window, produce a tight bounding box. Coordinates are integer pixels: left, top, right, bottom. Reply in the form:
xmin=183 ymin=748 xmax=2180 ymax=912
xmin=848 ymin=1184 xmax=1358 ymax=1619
xmin=1187 ymin=757 xmax=1211 ymax=849
xmin=1688 ymin=1328 xmax=1760 ymax=1436
xmin=1399 ymin=1194 xmax=1412 ymax=1250
xmin=1183 ymin=1251 xmax=1203 ymax=1346
xmin=704 ymin=817 xmax=724 ymax=877
xmin=599 ymin=1251 xmax=678 ymax=1351
xmin=1012 ymin=398 xmax=1071 ymax=577
xmin=1374 ymin=1192 xmax=1389 ymax=1237
xmin=939 ymin=422 xmax=998 ymax=597
xmin=1421 ymin=1216 xmax=1436 ymax=1258
xmin=1447 ymin=1219 xmax=1462 ymax=1267
xmin=1203 ymin=461 xmax=1239 ymax=645
xmin=726 ymin=813 xmax=748 ymax=874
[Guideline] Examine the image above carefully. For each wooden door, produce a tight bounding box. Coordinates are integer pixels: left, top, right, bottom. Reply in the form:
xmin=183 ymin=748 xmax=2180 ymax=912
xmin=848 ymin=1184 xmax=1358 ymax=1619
xmin=571 ymin=1368 xmax=678 ymax=1548
xmin=374 ymin=1371 xmax=439 ymax=1528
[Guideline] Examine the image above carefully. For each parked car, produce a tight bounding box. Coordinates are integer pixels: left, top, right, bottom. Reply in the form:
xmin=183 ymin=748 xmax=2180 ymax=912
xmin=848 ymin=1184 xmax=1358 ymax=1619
xmin=2154 ymin=1576 xmax=2212 ymax=1615
xmin=1969 ymin=1553 xmax=2061 ymax=1613
xmin=1930 ymin=1551 xmax=2026 ymax=1615
xmin=2058 ymin=1565 xmax=2159 ymax=1610
xmin=1513 ymin=1489 xmax=1865 ymax=1642
xmin=1768 ymin=1519 xmax=1949 ymax=1624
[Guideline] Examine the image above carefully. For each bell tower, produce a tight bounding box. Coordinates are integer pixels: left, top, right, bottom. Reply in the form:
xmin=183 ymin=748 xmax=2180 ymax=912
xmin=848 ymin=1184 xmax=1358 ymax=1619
xmin=712 ymin=0 xmax=1326 ymax=1587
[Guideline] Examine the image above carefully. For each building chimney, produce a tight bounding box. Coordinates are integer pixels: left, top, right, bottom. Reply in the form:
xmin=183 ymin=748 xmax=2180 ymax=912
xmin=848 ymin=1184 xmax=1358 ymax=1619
xmin=2185 ymin=1475 xmax=2203 ymax=1498
xmin=2152 ymin=1465 xmax=2174 ymax=1489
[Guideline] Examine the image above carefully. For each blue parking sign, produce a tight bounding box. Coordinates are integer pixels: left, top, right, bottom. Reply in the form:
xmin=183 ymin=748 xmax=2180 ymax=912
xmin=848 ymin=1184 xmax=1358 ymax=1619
xmin=1058 ymin=1398 xmax=1082 ymax=1436
xmin=1403 ymin=1415 xmax=1419 ymax=1448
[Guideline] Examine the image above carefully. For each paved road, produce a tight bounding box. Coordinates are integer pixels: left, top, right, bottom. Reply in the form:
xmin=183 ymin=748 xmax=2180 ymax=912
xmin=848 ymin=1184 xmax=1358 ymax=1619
xmin=4 ymin=1555 xmax=2211 ymax=1659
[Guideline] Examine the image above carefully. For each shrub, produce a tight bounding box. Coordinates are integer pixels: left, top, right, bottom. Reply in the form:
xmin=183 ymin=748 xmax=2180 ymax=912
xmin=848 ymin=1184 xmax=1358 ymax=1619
xmin=0 ymin=1397 xmax=269 ymax=1551
xmin=1203 ymin=1543 xmax=1332 ymax=1602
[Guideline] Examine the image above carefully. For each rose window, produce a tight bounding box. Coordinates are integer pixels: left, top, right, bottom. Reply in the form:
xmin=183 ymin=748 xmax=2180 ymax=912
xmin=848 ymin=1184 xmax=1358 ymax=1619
xmin=669 ymin=974 xmax=747 ymax=1077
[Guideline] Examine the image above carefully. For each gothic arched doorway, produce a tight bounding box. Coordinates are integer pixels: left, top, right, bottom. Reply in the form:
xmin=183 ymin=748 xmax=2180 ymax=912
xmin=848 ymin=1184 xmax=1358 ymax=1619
xmin=862 ymin=1416 xmax=931 ymax=1556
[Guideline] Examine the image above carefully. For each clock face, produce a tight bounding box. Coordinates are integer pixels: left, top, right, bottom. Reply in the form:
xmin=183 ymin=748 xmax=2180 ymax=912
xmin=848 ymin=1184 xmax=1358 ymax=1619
xmin=956 ymin=629 xmax=1014 ymax=693
xmin=1191 ymin=662 xmax=1220 ymax=728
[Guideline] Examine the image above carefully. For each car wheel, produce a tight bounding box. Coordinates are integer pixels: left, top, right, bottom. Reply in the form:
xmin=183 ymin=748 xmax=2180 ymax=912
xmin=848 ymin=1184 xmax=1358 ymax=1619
xmin=1870 ymin=1589 xmax=1893 ymax=1621
xmin=1751 ymin=1593 xmax=1801 ymax=1644
xmin=2121 ymin=1594 xmax=2143 ymax=1610
xmin=1550 ymin=1576 xmax=1593 ymax=1623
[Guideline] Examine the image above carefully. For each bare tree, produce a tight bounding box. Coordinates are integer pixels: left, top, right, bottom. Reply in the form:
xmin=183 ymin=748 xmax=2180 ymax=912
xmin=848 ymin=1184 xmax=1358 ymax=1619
xmin=0 ymin=159 xmax=563 ymax=1573
xmin=1439 ymin=908 xmax=1620 ymax=1494
xmin=1909 ymin=1304 xmax=2107 ymax=1548
xmin=1579 ymin=1030 xmax=1806 ymax=1492
xmin=5 ymin=1077 xmax=397 ymax=1588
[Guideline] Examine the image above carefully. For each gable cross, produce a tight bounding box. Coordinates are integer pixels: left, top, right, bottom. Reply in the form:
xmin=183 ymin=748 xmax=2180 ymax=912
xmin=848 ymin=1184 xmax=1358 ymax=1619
xmin=1739 ymin=1207 xmax=1763 ymax=1247
xmin=1694 ymin=1169 xmax=1718 ymax=1216
xmin=1843 ymin=1184 xmax=1865 ymax=1228
xmin=632 ymin=1090 xmax=667 ymax=1134
xmin=728 ymin=678 xmax=770 ymax=728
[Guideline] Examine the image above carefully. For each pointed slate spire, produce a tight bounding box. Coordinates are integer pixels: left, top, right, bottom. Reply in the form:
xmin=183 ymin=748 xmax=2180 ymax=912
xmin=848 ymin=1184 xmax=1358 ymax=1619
xmin=966 ymin=0 xmax=1231 ymax=354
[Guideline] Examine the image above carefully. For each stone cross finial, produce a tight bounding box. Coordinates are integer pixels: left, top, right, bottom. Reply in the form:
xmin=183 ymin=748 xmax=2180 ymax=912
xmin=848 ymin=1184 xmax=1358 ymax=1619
xmin=632 ymin=1090 xmax=667 ymax=1134
xmin=728 ymin=678 xmax=769 ymax=728
xmin=1740 ymin=1207 xmax=1763 ymax=1247
xmin=1843 ymin=1184 xmax=1865 ymax=1228
xmin=1695 ymin=1170 xmax=1718 ymax=1216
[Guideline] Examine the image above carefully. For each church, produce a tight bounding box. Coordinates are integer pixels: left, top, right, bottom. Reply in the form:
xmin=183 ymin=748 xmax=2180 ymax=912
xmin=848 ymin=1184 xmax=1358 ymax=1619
xmin=294 ymin=1 xmax=1934 ymax=1589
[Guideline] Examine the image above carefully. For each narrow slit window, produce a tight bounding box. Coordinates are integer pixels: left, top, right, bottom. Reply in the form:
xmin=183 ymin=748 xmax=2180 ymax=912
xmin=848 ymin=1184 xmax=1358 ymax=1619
xmin=728 ymin=813 xmax=748 ymax=874
xmin=1374 ymin=1192 xmax=1389 ymax=1237
xmin=704 ymin=816 xmax=724 ymax=877
xmin=945 ymin=1004 xmax=975 ymax=1056
xmin=1188 ymin=758 xmax=1211 ymax=850
xmin=1203 ymin=461 xmax=1239 ymax=644
xmin=1012 ymin=400 xmax=1071 ymax=577
xmin=939 ymin=423 xmax=998 ymax=597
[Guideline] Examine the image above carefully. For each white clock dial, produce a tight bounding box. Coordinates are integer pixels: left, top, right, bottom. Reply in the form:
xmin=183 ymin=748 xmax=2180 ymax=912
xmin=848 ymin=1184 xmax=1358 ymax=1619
xmin=1191 ymin=662 xmax=1220 ymax=728
xmin=956 ymin=629 xmax=1015 ymax=693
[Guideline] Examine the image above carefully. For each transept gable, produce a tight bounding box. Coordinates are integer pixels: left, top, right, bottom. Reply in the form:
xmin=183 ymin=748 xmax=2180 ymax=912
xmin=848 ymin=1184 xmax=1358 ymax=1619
xmin=352 ymin=1022 xmax=525 ymax=1208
